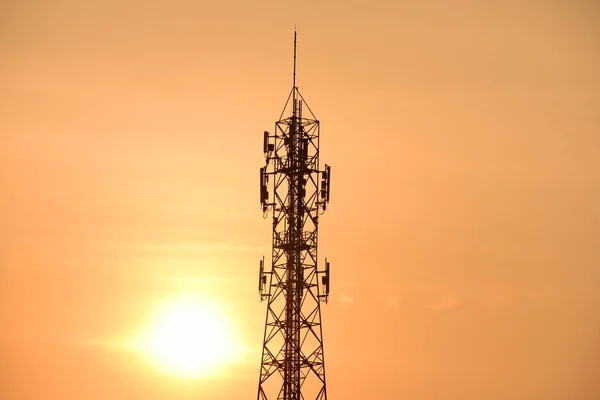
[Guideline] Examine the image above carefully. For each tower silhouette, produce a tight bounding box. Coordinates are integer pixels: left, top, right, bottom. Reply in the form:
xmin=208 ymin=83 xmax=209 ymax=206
xmin=256 ymin=32 xmax=332 ymax=400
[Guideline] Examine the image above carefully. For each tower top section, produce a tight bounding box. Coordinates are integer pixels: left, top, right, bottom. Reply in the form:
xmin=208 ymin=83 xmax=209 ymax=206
xmin=275 ymin=31 xmax=318 ymax=122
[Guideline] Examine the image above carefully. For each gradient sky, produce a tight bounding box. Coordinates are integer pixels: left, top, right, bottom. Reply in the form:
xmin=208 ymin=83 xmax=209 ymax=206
xmin=1 ymin=1 xmax=599 ymax=399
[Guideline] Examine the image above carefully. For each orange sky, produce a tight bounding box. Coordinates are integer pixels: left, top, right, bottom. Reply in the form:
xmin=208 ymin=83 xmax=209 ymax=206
xmin=1 ymin=1 xmax=599 ymax=399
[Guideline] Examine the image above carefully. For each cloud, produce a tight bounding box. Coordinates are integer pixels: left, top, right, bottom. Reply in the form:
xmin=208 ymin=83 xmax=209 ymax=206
xmin=336 ymin=280 xmax=356 ymax=290
xmin=337 ymin=294 xmax=354 ymax=305
xmin=478 ymin=291 xmax=513 ymax=309
xmin=135 ymin=241 xmax=260 ymax=252
xmin=424 ymin=296 xmax=460 ymax=311
xmin=384 ymin=296 xmax=400 ymax=309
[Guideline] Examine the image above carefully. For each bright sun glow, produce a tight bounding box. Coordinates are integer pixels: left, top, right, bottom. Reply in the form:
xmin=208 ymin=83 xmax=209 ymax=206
xmin=132 ymin=294 xmax=243 ymax=379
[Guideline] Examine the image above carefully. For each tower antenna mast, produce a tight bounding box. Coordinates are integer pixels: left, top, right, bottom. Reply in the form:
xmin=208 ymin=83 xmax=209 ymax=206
xmin=293 ymin=30 xmax=297 ymax=89
xmin=257 ymin=32 xmax=333 ymax=400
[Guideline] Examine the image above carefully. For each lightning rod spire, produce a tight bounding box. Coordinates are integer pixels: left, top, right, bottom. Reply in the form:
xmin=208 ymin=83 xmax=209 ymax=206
xmin=293 ymin=30 xmax=297 ymax=89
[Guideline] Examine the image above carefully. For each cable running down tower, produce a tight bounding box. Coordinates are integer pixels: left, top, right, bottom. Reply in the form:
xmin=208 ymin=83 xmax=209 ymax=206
xmin=257 ymin=32 xmax=332 ymax=400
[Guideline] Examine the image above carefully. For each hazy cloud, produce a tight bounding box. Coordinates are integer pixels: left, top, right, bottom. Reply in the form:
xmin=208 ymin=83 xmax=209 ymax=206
xmin=424 ymin=296 xmax=460 ymax=311
xmin=384 ymin=296 xmax=401 ymax=309
xmin=337 ymin=294 xmax=354 ymax=305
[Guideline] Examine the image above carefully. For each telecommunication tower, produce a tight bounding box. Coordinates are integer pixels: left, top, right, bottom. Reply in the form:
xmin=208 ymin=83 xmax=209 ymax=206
xmin=256 ymin=32 xmax=332 ymax=400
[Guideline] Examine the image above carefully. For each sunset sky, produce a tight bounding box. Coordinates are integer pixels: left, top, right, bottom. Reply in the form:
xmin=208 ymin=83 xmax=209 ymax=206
xmin=1 ymin=1 xmax=599 ymax=399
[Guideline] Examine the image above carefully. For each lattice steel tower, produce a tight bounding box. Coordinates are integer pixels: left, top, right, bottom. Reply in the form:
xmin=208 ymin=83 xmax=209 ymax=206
xmin=256 ymin=32 xmax=332 ymax=400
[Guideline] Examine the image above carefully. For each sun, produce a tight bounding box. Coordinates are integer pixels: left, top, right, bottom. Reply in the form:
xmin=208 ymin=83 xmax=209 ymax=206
xmin=132 ymin=295 xmax=241 ymax=379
